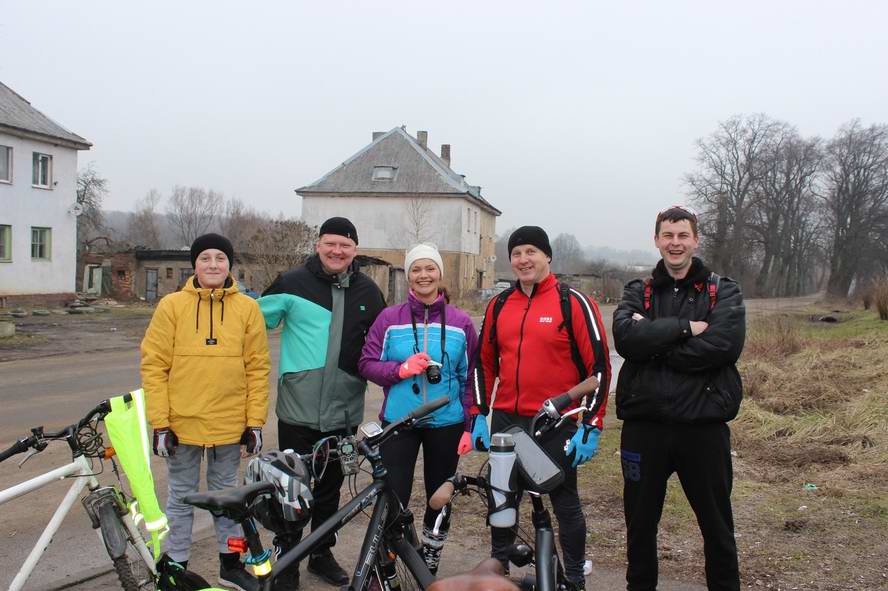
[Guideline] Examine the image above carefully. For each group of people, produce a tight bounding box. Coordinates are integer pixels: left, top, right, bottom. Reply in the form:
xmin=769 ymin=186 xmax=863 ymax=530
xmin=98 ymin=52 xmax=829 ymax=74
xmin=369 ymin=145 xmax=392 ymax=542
xmin=141 ymin=205 xmax=746 ymax=591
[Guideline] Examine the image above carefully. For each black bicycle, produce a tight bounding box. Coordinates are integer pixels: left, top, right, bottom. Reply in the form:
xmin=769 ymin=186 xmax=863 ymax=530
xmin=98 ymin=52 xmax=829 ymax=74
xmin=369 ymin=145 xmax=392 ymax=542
xmin=430 ymin=378 xmax=602 ymax=591
xmin=180 ymin=395 xmax=449 ymax=591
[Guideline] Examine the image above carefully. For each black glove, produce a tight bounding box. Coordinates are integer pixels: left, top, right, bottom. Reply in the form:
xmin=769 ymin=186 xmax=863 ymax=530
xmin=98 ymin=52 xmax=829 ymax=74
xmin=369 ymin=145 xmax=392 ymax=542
xmin=240 ymin=427 xmax=262 ymax=455
xmin=153 ymin=428 xmax=178 ymax=457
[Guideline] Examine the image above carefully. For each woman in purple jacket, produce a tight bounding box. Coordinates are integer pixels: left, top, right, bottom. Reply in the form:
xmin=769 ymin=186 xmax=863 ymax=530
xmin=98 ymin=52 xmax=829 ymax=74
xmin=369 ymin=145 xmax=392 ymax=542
xmin=359 ymin=243 xmax=479 ymax=575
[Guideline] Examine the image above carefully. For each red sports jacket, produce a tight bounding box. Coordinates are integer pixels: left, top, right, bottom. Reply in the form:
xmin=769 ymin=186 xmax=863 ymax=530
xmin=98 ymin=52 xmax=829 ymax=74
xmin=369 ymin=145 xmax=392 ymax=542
xmin=474 ymin=273 xmax=611 ymax=426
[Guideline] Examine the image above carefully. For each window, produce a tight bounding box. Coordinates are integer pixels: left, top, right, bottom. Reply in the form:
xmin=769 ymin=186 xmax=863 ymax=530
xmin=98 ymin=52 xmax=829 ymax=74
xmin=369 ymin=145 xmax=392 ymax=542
xmin=31 ymin=227 xmax=51 ymax=260
xmin=180 ymin=268 xmax=192 ymax=285
xmin=467 ymin=207 xmax=471 ymax=233
xmin=0 ymin=146 xmax=11 ymax=183
xmin=32 ymin=153 xmax=52 ymax=188
xmin=372 ymin=166 xmax=397 ymax=181
xmin=166 ymin=267 xmax=173 ymax=279
xmin=0 ymin=225 xmax=11 ymax=261
xmin=117 ymin=270 xmax=126 ymax=280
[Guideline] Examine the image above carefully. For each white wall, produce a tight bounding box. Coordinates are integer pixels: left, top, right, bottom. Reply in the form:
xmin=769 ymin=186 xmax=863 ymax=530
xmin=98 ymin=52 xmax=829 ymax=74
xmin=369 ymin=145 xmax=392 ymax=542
xmin=302 ymin=194 xmax=482 ymax=255
xmin=0 ymin=133 xmax=80 ymax=295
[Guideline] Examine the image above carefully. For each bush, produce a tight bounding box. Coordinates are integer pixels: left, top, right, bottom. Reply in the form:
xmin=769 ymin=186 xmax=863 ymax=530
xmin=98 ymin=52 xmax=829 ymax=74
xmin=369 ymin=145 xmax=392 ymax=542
xmin=872 ymin=276 xmax=888 ymax=320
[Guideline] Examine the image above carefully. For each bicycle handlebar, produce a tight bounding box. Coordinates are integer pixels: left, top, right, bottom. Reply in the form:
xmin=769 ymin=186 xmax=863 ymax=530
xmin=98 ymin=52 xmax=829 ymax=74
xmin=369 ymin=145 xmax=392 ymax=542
xmin=429 ymin=473 xmax=486 ymax=511
xmin=362 ymin=395 xmax=449 ymax=450
xmin=0 ymin=392 xmax=133 ymax=463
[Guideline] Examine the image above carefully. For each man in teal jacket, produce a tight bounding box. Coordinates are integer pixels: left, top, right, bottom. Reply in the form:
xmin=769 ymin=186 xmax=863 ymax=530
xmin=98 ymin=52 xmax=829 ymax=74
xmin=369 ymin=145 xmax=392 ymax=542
xmin=259 ymin=217 xmax=385 ymax=587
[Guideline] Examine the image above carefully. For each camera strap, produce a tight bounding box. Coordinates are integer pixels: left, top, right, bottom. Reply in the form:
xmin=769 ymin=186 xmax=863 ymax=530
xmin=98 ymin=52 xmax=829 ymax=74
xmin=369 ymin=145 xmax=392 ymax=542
xmin=410 ymin=299 xmax=447 ymax=400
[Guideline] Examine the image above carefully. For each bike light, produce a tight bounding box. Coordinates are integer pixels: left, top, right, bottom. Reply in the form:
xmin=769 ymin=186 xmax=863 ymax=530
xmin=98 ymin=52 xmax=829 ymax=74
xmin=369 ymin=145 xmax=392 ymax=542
xmin=252 ymin=560 xmax=272 ymax=577
xmin=227 ymin=537 xmax=248 ymax=553
xmin=103 ymin=447 xmax=116 ymax=460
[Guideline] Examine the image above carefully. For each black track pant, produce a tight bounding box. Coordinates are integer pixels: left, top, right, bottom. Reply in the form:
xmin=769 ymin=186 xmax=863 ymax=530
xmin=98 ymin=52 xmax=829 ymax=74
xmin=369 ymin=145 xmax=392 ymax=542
xmin=277 ymin=420 xmax=355 ymax=553
xmin=379 ymin=422 xmax=464 ymax=530
xmin=489 ymin=411 xmax=586 ymax=584
xmin=621 ymin=420 xmax=740 ymax=591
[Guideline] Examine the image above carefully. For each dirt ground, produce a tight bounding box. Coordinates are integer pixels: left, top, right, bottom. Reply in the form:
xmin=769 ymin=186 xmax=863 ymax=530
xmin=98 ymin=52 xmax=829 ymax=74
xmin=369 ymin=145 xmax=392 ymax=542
xmin=3 ymin=293 xmax=884 ymax=590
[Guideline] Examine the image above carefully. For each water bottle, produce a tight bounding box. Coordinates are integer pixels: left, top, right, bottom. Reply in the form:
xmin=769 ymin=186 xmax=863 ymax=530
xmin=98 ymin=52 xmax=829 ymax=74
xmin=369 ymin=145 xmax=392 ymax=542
xmin=488 ymin=432 xmax=517 ymax=528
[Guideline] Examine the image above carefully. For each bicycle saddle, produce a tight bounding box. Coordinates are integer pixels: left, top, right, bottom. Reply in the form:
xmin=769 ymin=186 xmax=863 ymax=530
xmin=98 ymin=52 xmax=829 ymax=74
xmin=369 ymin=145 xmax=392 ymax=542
xmin=183 ymin=481 xmax=274 ymax=520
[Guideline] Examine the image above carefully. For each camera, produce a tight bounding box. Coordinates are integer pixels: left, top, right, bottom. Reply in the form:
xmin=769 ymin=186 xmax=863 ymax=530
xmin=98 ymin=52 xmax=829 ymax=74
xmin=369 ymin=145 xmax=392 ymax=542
xmin=425 ymin=360 xmax=442 ymax=384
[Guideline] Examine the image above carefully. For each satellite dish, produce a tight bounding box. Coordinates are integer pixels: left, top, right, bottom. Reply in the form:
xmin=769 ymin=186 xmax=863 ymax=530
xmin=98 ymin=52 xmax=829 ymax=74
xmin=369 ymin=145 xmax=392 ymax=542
xmin=489 ymin=255 xmax=497 ymax=263
xmin=69 ymin=203 xmax=84 ymax=216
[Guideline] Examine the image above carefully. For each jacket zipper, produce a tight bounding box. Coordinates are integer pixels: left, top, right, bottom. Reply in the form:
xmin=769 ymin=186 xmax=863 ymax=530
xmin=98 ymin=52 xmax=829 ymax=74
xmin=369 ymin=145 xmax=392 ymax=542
xmin=514 ymin=288 xmax=534 ymax=414
xmin=209 ymin=290 xmax=214 ymax=341
xmin=422 ymin=305 xmax=430 ymax=404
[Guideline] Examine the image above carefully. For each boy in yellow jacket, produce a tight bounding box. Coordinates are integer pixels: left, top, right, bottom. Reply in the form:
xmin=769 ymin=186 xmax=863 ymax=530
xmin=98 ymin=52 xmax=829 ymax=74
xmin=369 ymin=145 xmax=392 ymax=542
xmin=141 ymin=233 xmax=270 ymax=591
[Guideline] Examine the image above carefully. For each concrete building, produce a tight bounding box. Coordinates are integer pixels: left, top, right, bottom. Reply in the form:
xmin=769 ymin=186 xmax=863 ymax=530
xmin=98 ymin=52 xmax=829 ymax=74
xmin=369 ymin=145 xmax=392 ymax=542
xmin=0 ymin=82 xmax=91 ymax=304
xmin=297 ymin=127 xmax=501 ymax=297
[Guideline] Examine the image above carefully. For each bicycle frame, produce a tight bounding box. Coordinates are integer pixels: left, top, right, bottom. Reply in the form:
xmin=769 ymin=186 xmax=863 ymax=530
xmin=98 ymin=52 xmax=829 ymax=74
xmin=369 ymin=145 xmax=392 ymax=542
xmin=0 ymin=453 xmax=155 ymax=591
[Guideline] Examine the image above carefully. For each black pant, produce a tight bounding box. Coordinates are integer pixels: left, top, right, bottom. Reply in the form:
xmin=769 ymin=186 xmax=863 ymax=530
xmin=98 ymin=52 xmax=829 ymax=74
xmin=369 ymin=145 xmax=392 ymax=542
xmin=489 ymin=411 xmax=586 ymax=583
xmin=379 ymin=422 xmax=464 ymax=530
xmin=277 ymin=420 xmax=355 ymax=553
xmin=621 ymin=421 xmax=740 ymax=591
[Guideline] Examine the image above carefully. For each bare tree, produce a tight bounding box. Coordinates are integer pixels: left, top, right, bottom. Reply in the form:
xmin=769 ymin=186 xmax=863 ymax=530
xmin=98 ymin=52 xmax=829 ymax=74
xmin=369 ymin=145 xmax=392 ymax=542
xmin=246 ymin=215 xmax=316 ymax=291
xmin=403 ymin=196 xmax=434 ymax=247
xmin=167 ymin=186 xmax=223 ymax=247
xmin=551 ymin=233 xmax=585 ymax=274
xmin=823 ymin=121 xmax=888 ymax=298
xmin=126 ymin=189 xmax=163 ymax=249
xmin=220 ymin=197 xmax=264 ymax=253
xmin=687 ymin=114 xmax=784 ymax=280
xmin=76 ymin=164 xmax=109 ymax=248
xmin=494 ymin=227 xmax=515 ymax=274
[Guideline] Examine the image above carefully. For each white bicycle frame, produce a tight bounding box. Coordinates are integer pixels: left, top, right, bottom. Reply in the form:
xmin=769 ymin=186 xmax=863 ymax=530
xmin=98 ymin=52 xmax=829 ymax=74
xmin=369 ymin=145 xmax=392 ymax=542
xmin=0 ymin=453 xmax=155 ymax=591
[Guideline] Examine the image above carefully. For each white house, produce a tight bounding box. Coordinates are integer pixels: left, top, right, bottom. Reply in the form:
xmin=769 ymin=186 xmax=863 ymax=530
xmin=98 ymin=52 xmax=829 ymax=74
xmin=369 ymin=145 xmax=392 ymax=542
xmin=0 ymin=81 xmax=91 ymax=303
xmin=297 ymin=127 xmax=501 ymax=295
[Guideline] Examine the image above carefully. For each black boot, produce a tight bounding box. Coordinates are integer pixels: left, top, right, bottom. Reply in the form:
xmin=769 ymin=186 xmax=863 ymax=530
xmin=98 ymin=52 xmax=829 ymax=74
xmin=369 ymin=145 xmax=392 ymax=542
xmin=307 ymin=549 xmax=349 ymax=586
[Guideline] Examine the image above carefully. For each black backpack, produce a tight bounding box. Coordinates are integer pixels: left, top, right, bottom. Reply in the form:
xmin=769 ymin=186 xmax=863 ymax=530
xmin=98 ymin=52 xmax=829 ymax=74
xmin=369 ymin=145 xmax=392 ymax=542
xmin=486 ymin=282 xmax=587 ymax=381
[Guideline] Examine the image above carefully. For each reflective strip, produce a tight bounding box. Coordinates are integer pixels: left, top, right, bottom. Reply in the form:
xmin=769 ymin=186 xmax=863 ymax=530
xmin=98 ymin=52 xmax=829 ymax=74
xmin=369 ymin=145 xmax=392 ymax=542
xmin=129 ymin=501 xmax=144 ymax=526
xmin=145 ymin=515 xmax=168 ymax=532
xmin=131 ymin=389 xmax=151 ymax=465
xmin=253 ymin=560 xmax=272 ymax=577
xmin=569 ymin=288 xmax=601 ymax=342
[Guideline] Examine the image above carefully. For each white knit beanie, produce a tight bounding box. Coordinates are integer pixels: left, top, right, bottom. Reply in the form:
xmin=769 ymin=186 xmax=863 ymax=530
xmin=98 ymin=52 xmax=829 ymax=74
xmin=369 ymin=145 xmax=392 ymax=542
xmin=404 ymin=243 xmax=444 ymax=278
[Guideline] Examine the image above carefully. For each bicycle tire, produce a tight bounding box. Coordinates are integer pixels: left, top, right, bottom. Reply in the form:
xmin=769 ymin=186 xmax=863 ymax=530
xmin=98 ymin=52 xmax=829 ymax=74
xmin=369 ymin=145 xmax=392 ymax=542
xmin=393 ymin=554 xmax=423 ymax=591
xmin=98 ymin=509 xmax=154 ymax=591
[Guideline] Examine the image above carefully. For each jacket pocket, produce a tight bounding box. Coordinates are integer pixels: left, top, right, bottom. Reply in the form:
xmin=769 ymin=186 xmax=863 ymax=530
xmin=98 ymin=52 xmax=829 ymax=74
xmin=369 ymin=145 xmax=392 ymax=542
xmin=278 ymin=370 xmax=322 ymax=426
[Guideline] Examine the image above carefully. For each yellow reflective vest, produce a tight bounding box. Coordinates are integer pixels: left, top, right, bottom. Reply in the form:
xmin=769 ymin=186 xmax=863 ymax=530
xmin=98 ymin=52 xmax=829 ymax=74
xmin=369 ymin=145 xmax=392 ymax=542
xmin=141 ymin=276 xmax=270 ymax=446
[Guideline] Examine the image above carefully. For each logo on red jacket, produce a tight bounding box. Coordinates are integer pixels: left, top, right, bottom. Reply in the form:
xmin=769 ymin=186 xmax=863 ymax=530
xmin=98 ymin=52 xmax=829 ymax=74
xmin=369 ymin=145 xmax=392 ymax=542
xmin=539 ymin=316 xmax=553 ymax=323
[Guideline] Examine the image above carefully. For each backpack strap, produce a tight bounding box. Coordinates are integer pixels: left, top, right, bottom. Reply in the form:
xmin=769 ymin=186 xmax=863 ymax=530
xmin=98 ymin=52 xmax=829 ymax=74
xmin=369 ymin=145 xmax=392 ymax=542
xmin=708 ymin=272 xmax=721 ymax=311
xmin=559 ymin=283 xmax=588 ymax=381
xmin=485 ymin=286 xmax=515 ymax=379
xmin=643 ymin=277 xmax=653 ymax=311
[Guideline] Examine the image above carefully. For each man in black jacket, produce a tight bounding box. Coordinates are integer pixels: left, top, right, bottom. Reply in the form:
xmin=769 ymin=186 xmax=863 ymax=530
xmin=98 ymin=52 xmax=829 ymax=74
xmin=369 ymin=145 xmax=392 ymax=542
xmin=613 ymin=206 xmax=745 ymax=591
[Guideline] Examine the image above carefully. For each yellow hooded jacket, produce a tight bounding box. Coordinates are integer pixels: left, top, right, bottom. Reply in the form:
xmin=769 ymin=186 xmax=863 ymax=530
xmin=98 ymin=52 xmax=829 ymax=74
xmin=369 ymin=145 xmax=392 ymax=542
xmin=141 ymin=276 xmax=270 ymax=446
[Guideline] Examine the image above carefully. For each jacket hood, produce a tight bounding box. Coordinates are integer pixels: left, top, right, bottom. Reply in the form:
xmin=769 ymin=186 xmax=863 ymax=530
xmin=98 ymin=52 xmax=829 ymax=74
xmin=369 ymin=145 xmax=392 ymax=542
xmin=182 ymin=274 xmax=240 ymax=296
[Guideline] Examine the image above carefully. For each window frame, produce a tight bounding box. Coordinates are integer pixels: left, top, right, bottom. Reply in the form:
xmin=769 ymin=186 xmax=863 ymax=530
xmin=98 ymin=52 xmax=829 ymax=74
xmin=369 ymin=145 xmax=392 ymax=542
xmin=372 ymin=166 xmax=397 ymax=181
xmin=32 ymin=152 xmax=53 ymax=189
xmin=0 ymin=145 xmax=11 ymax=184
xmin=30 ymin=226 xmax=52 ymax=261
xmin=0 ymin=225 xmax=11 ymax=262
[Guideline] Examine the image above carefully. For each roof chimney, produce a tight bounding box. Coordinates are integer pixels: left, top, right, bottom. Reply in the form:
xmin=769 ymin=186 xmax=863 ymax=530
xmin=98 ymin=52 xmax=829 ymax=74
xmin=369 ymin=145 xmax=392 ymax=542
xmin=441 ymin=144 xmax=451 ymax=167
xmin=372 ymin=131 xmax=385 ymax=141
xmin=417 ymin=130 xmax=428 ymax=149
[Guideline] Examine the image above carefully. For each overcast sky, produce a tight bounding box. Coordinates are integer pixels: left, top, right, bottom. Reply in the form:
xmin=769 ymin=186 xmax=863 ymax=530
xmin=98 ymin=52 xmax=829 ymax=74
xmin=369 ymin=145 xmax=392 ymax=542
xmin=2 ymin=1 xmax=886 ymax=251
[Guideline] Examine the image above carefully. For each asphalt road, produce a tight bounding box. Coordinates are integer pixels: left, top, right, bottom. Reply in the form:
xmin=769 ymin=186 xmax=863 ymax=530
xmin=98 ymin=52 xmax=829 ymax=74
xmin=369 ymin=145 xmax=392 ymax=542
xmin=0 ymin=305 xmax=706 ymax=591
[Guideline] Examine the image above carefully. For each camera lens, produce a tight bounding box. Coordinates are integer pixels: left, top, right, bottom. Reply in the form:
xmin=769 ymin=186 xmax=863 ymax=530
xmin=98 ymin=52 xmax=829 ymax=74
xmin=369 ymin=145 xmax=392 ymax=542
xmin=426 ymin=364 xmax=442 ymax=384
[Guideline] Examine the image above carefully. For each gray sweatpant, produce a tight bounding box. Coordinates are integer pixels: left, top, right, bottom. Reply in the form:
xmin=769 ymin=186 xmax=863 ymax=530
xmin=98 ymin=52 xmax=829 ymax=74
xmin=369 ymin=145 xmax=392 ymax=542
xmin=165 ymin=443 xmax=243 ymax=562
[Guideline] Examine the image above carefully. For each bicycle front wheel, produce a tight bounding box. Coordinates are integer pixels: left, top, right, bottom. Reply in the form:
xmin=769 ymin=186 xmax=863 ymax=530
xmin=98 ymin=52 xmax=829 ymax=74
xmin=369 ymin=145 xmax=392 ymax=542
xmin=96 ymin=501 xmax=154 ymax=591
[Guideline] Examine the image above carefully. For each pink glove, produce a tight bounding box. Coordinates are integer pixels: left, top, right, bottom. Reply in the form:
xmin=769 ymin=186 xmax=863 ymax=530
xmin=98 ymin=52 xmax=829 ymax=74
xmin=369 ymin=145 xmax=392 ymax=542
xmin=457 ymin=431 xmax=473 ymax=455
xmin=398 ymin=352 xmax=431 ymax=379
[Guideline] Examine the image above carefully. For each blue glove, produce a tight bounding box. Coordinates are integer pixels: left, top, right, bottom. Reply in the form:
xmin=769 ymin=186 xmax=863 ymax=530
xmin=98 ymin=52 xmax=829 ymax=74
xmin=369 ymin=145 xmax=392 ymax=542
xmin=471 ymin=415 xmax=491 ymax=451
xmin=566 ymin=424 xmax=600 ymax=467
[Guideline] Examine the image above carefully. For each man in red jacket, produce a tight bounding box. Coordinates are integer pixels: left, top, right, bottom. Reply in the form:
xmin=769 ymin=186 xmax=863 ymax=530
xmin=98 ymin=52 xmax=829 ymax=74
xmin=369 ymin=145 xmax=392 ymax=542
xmin=473 ymin=226 xmax=611 ymax=590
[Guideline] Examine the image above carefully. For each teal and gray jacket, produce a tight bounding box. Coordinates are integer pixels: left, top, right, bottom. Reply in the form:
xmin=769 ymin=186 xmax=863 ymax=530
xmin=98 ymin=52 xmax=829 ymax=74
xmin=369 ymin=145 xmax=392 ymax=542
xmin=259 ymin=255 xmax=386 ymax=431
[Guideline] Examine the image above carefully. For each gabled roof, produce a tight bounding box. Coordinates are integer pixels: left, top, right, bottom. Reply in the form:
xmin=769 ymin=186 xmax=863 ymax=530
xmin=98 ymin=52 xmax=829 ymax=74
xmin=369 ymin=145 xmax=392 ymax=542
xmin=297 ymin=127 xmax=500 ymax=215
xmin=0 ymin=81 xmax=91 ymax=149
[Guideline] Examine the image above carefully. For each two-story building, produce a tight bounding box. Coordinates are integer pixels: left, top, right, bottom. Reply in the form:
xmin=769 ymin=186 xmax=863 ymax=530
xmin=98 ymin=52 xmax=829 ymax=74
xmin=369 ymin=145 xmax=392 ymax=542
xmin=297 ymin=127 xmax=501 ymax=297
xmin=0 ymin=81 xmax=91 ymax=305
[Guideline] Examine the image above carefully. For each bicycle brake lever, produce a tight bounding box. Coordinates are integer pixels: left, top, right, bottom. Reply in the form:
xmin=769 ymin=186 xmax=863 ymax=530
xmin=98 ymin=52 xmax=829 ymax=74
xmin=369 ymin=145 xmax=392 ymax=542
xmin=17 ymin=449 xmax=39 ymax=468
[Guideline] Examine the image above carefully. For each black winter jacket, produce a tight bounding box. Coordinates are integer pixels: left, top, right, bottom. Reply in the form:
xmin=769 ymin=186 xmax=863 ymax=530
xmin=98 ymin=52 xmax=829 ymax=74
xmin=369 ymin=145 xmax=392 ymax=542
xmin=613 ymin=258 xmax=745 ymax=423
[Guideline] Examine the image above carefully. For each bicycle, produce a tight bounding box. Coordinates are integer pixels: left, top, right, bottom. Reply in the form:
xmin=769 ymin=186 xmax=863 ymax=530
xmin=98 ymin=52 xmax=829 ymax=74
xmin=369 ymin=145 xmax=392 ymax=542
xmin=429 ymin=377 xmax=602 ymax=591
xmin=185 ymin=395 xmax=449 ymax=591
xmin=0 ymin=393 xmax=156 ymax=591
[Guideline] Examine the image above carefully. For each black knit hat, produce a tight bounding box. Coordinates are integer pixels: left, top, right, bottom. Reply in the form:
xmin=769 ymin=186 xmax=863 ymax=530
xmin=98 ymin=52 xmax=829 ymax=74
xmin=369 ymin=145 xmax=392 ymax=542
xmin=508 ymin=226 xmax=552 ymax=259
xmin=319 ymin=216 xmax=358 ymax=245
xmin=190 ymin=233 xmax=234 ymax=269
